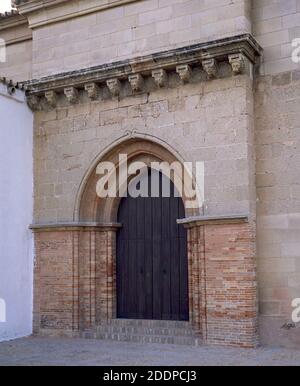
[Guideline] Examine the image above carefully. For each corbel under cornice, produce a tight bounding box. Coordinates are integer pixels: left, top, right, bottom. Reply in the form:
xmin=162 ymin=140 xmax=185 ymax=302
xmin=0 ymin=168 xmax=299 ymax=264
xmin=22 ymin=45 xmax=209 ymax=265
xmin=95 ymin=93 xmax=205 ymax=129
xmin=23 ymin=34 xmax=263 ymax=111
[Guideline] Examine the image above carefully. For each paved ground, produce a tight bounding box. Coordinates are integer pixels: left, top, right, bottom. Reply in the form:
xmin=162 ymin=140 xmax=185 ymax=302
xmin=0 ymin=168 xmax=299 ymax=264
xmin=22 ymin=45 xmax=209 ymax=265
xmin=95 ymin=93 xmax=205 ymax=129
xmin=0 ymin=337 xmax=300 ymax=366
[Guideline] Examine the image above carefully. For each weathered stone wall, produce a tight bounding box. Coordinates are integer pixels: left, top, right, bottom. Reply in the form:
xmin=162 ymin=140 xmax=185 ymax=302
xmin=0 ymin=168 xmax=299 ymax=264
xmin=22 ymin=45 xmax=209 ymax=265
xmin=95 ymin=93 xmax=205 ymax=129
xmin=2 ymin=0 xmax=299 ymax=347
xmin=0 ymin=40 xmax=32 ymax=81
xmin=0 ymin=18 xmax=32 ymax=81
xmin=253 ymin=0 xmax=300 ymax=347
xmin=31 ymin=65 xmax=258 ymax=347
xmin=33 ymin=75 xmax=255 ymax=224
xmin=255 ymin=71 xmax=300 ymax=347
xmin=253 ymin=0 xmax=300 ymax=75
xmin=30 ymin=0 xmax=252 ymax=78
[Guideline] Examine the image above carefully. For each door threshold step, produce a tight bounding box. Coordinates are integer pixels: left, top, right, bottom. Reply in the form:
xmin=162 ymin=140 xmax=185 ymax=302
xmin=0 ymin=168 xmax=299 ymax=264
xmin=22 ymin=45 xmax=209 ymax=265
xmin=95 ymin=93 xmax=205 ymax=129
xmin=94 ymin=326 xmax=195 ymax=336
xmin=80 ymin=319 xmax=201 ymax=346
xmin=98 ymin=319 xmax=191 ymax=329
xmin=81 ymin=331 xmax=201 ymax=346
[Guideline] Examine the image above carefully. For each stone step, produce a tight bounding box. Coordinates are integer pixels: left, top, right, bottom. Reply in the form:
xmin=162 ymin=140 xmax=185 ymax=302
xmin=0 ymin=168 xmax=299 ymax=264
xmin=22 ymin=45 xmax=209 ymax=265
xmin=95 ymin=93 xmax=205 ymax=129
xmin=94 ymin=325 xmax=195 ymax=336
xmin=80 ymin=319 xmax=201 ymax=346
xmin=98 ymin=319 xmax=192 ymax=329
xmin=81 ymin=331 xmax=201 ymax=346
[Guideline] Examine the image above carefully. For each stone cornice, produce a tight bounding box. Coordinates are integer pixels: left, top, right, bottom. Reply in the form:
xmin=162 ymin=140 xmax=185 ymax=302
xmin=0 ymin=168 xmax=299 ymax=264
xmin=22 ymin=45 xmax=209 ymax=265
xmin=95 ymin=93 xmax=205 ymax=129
xmin=4 ymin=34 xmax=32 ymax=46
xmin=0 ymin=10 xmax=31 ymax=46
xmin=0 ymin=76 xmax=26 ymax=91
xmin=0 ymin=13 xmax=27 ymax=31
xmin=23 ymin=34 xmax=263 ymax=111
xmin=16 ymin=0 xmax=141 ymax=28
xmin=30 ymin=222 xmax=122 ymax=232
xmin=14 ymin=0 xmax=69 ymax=13
xmin=0 ymin=9 xmax=19 ymax=20
xmin=177 ymin=214 xmax=249 ymax=228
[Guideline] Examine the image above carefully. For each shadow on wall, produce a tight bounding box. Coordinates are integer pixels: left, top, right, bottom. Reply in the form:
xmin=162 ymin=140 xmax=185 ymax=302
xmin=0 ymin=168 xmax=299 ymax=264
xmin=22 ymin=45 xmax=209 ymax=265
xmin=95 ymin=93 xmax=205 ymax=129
xmin=0 ymin=298 xmax=6 ymax=323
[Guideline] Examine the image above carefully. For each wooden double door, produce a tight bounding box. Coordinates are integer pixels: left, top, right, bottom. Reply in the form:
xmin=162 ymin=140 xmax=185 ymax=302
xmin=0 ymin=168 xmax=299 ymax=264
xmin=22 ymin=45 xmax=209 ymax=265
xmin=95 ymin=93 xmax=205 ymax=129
xmin=116 ymin=171 xmax=189 ymax=321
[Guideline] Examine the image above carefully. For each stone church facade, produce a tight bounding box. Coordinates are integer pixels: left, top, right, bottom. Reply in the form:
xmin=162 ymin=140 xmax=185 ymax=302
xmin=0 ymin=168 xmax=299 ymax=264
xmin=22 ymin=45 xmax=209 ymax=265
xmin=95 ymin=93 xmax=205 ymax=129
xmin=1 ymin=0 xmax=300 ymax=348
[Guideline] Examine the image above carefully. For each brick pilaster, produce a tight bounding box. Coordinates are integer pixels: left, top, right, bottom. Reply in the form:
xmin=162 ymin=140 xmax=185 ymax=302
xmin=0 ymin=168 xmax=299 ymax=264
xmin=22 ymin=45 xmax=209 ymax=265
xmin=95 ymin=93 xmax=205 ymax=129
xmin=184 ymin=216 xmax=258 ymax=348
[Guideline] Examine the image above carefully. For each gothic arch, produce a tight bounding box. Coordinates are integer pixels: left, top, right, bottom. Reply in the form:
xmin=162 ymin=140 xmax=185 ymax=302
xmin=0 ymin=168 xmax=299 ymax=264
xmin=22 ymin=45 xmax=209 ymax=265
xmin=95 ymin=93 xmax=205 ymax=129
xmin=75 ymin=136 xmax=202 ymax=224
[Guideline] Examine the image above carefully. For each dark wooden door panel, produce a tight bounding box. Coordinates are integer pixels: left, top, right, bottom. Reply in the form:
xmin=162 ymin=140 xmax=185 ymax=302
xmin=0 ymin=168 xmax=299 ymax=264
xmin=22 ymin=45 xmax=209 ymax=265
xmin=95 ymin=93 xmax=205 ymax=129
xmin=116 ymin=170 xmax=188 ymax=321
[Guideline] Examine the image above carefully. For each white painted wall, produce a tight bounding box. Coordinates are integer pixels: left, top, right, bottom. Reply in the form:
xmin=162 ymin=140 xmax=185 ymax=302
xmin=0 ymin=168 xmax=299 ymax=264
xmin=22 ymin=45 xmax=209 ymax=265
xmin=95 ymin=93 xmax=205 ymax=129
xmin=0 ymin=82 xmax=33 ymax=342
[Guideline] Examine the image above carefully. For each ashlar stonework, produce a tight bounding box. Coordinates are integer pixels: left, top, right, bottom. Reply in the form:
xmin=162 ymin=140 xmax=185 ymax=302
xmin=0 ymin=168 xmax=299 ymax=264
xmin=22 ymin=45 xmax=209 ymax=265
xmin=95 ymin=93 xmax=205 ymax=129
xmin=1 ymin=0 xmax=300 ymax=348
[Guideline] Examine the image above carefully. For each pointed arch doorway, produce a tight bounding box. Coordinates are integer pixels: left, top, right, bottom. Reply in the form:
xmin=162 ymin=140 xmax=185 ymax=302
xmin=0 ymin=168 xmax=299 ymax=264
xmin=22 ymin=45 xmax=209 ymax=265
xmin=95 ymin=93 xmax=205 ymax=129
xmin=116 ymin=169 xmax=189 ymax=321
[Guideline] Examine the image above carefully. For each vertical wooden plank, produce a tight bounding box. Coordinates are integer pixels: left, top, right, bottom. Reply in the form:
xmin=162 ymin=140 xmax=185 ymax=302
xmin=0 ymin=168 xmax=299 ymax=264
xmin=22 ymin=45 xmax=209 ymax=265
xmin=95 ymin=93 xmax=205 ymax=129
xmin=137 ymin=195 xmax=146 ymax=318
xmin=152 ymin=173 xmax=162 ymax=320
xmin=144 ymin=192 xmax=153 ymax=320
xmin=116 ymin=170 xmax=188 ymax=322
xmin=161 ymin=195 xmax=171 ymax=320
xmin=170 ymin=195 xmax=180 ymax=320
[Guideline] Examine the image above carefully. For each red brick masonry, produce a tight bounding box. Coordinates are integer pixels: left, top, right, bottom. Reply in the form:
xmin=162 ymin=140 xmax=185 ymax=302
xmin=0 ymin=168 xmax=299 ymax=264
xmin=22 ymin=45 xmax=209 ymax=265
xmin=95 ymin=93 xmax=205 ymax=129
xmin=32 ymin=219 xmax=258 ymax=347
xmin=187 ymin=221 xmax=258 ymax=347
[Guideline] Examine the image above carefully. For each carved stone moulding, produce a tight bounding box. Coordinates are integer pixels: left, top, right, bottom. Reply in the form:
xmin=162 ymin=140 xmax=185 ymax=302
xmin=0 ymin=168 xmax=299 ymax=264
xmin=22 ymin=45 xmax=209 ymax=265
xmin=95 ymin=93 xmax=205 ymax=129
xmin=176 ymin=64 xmax=192 ymax=83
xmin=64 ymin=86 xmax=78 ymax=104
xmin=45 ymin=90 xmax=57 ymax=107
xmin=152 ymin=69 xmax=168 ymax=88
xmin=202 ymin=58 xmax=218 ymax=79
xmin=106 ymin=78 xmax=121 ymax=97
xmin=84 ymin=82 xmax=100 ymax=100
xmin=128 ymin=74 xmax=144 ymax=92
xmin=24 ymin=34 xmax=263 ymax=111
xmin=229 ymin=53 xmax=245 ymax=75
xmin=27 ymin=95 xmax=41 ymax=111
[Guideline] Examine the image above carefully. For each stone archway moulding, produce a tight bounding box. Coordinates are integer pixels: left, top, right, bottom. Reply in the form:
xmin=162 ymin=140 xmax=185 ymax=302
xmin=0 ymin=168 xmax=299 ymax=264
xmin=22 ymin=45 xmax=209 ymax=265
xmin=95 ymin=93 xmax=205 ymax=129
xmin=76 ymin=135 xmax=203 ymax=226
xmin=73 ymin=132 xmax=198 ymax=223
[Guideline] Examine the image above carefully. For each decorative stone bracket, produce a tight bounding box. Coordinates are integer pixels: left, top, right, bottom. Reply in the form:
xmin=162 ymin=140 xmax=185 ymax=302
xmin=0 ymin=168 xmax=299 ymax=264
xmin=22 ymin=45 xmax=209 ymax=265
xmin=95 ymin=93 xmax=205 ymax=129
xmin=202 ymin=58 xmax=218 ymax=79
xmin=106 ymin=78 xmax=121 ymax=97
xmin=128 ymin=73 xmax=144 ymax=92
xmin=23 ymin=34 xmax=262 ymax=111
xmin=45 ymin=90 xmax=57 ymax=107
xmin=152 ymin=69 xmax=168 ymax=88
xmin=228 ymin=53 xmax=245 ymax=75
xmin=176 ymin=64 xmax=192 ymax=83
xmin=64 ymin=86 xmax=78 ymax=104
xmin=84 ymin=82 xmax=100 ymax=100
